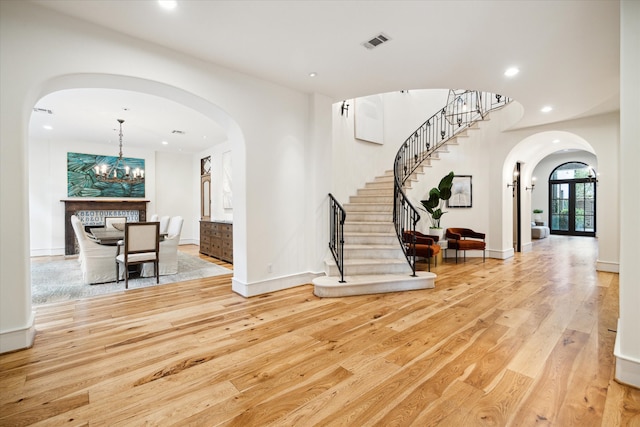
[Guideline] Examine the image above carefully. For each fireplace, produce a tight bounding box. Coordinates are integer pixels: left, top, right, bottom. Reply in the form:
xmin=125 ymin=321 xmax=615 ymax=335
xmin=62 ymin=199 xmax=149 ymax=255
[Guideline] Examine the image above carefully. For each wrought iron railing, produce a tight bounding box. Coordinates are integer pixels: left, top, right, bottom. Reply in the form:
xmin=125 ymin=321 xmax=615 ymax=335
xmin=328 ymin=193 xmax=346 ymax=283
xmin=394 ymin=91 xmax=511 ymax=273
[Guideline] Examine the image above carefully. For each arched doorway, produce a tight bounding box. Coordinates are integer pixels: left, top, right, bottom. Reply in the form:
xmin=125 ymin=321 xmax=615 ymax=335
xmin=29 ymin=73 xmax=248 ymax=285
xmin=548 ymin=161 xmax=596 ymax=237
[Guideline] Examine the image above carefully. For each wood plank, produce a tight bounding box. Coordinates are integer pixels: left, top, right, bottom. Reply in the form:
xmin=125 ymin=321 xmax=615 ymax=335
xmin=2 ymin=239 xmax=639 ymax=425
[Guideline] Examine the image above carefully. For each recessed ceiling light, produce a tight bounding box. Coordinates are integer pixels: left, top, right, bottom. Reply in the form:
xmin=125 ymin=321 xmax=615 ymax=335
xmin=158 ymin=0 xmax=177 ymax=10
xmin=541 ymin=106 xmax=553 ymax=113
xmin=43 ymin=125 xmax=53 ymax=130
xmin=504 ymin=67 xmax=519 ymax=77
xmin=309 ymin=72 xmax=317 ymax=77
xmin=162 ymin=141 xmax=168 ymax=145
xmin=552 ymin=139 xmax=560 ymax=143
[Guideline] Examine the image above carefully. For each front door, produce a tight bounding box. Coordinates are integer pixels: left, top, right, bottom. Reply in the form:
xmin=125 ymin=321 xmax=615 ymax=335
xmin=549 ymin=180 xmax=596 ymax=236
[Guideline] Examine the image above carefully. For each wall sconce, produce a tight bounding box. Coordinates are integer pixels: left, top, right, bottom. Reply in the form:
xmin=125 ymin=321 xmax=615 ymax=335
xmin=506 ymin=171 xmax=519 ymax=196
xmin=341 ymin=100 xmax=350 ymax=117
xmin=526 ymin=177 xmax=537 ymax=191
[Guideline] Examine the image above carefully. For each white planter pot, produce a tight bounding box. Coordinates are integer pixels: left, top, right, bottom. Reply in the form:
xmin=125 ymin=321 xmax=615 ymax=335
xmin=428 ymin=227 xmax=444 ymax=240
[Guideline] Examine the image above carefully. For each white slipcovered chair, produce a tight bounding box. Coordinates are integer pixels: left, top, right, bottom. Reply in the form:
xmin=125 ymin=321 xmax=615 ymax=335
xmin=70 ymin=215 xmax=118 ymax=284
xmin=149 ymin=215 xmax=170 ymax=234
xmin=141 ymin=216 xmax=184 ymax=277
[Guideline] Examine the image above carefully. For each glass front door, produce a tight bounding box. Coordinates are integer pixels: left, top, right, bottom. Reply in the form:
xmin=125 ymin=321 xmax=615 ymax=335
xmin=550 ymin=180 xmax=595 ymax=236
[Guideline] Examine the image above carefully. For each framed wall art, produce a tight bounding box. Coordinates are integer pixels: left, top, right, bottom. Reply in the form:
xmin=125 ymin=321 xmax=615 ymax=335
xmin=447 ymin=175 xmax=472 ymax=208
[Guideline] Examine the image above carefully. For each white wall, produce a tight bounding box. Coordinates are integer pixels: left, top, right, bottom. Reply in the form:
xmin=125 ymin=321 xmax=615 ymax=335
xmin=0 ymin=1 xmax=329 ymax=351
xmin=192 ymin=142 xmax=234 ymax=245
xmin=331 ymin=90 xmax=448 ymax=202
xmin=154 ymin=151 xmax=197 ymax=243
xmin=530 ymin=151 xmax=598 ymax=227
xmin=615 ymin=0 xmax=640 ymax=388
xmin=29 ymin=138 xmax=158 ymax=256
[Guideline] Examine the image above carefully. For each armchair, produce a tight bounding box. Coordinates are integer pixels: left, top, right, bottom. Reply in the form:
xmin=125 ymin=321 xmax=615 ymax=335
xmin=141 ymin=216 xmax=184 ymax=277
xmin=149 ymin=214 xmax=170 ymax=234
xmin=70 ymin=215 xmax=118 ymax=284
xmin=445 ymin=228 xmax=486 ymax=263
xmin=403 ymin=230 xmax=441 ymax=271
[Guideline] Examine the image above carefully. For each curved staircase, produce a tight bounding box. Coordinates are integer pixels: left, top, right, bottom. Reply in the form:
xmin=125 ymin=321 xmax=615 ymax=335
xmin=313 ymin=167 xmax=437 ymax=297
xmin=314 ymin=91 xmax=511 ymax=297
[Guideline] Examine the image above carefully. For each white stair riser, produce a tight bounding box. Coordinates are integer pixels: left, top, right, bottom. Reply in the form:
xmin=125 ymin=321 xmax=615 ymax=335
xmin=357 ymin=188 xmax=394 ymax=197
xmin=344 ymin=203 xmax=393 ymax=213
xmin=344 ymin=247 xmax=405 ymax=259
xmin=344 ymin=222 xmax=394 ymax=233
xmin=365 ymin=182 xmax=394 ymax=190
xmin=349 ymin=196 xmax=393 ymax=204
xmin=344 ymin=234 xmax=398 ymax=245
xmin=327 ymin=262 xmax=411 ymax=276
xmin=346 ymin=213 xmax=392 ymax=222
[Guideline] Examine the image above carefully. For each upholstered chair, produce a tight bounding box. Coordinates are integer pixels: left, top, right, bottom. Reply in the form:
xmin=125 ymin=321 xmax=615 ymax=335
xmin=104 ymin=216 xmax=126 ymax=230
xmin=403 ymin=230 xmax=441 ymax=271
xmin=70 ymin=215 xmax=119 ymax=284
xmin=141 ymin=216 xmax=184 ymax=277
xmin=116 ymin=222 xmax=160 ymax=289
xmin=445 ymin=228 xmax=486 ymax=263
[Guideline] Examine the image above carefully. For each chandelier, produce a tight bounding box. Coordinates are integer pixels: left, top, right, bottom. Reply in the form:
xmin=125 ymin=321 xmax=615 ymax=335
xmin=94 ymin=119 xmax=144 ymax=184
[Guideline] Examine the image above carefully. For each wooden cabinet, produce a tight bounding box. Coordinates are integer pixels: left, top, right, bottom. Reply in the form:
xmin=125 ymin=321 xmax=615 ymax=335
xmin=200 ymin=221 xmax=233 ymax=263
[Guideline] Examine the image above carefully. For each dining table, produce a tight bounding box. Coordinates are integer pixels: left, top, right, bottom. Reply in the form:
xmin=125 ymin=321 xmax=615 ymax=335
xmin=89 ymin=227 xmax=167 ymax=245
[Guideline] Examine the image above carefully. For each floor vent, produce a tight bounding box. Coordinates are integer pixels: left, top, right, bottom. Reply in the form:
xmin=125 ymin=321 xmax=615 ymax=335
xmin=363 ymin=33 xmax=391 ymax=49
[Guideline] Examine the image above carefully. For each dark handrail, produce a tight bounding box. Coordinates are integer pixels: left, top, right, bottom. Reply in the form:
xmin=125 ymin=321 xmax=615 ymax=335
xmin=328 ymin=193 xmax=346 ymax=283
xmin=393 ymin=91 xmax=511 ymax=273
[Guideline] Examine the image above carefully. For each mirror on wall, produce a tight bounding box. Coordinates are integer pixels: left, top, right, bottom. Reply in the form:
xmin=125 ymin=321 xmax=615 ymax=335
xmin=201 ymin=156 xmax=211 ymax=220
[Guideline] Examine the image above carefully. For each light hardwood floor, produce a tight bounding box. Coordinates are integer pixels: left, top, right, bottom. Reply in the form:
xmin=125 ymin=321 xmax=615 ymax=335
xmin=1 ymin=239 xmax=639 ymax=426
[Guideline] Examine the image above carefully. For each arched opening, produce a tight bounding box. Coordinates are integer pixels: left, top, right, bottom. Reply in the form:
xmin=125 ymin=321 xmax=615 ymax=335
xmin=28 ymin=74 xmax=248 ymax=287
xmin=503 ymin=131 xmax=598 ymax=254
xmin=548 ymin=161 xmax=597 ymax=237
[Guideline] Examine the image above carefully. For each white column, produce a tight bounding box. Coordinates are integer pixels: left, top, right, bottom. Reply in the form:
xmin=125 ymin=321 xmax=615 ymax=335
xmin=614 ymin=0 xmax=640 ymax=388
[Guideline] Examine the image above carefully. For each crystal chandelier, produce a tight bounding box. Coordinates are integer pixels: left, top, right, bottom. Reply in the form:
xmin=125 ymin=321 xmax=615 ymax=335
xmin=94 ymin=119 xmax=144 ymax=184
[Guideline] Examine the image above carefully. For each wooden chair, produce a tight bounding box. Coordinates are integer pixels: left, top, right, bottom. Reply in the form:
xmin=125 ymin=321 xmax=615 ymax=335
xmin=116 ymin=222 xmax=160 ymax=289
xmin=445 ymin=228 xmax=486 ymax=263
xmin=403 ymin=230 xmax=441 ymax=271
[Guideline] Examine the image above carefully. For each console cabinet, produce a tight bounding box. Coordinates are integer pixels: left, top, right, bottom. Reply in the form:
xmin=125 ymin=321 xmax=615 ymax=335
xmin=200 ymin=221 xmax=233 ymax=263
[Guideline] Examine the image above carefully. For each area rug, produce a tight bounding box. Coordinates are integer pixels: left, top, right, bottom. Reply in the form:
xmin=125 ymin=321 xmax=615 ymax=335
xmin=31 ymin=252 xmax=232 ymax=305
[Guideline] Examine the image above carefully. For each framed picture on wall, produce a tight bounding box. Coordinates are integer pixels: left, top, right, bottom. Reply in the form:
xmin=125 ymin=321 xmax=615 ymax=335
xmin=447 ymin=175 xmax=472 ymax=208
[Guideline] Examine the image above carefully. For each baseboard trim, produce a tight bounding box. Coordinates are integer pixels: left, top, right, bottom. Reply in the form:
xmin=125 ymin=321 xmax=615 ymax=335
xmin=521 ymin=242 xmax=533 ymax=253
xmin=30 ymin=248 xmax=65 ymax=257
xmin=596 ymin=260 xmax=619 ymax=273
xmin=232 ymin=271 xmax=323 ymax=297
xmin=0 ymin=311 xmax=36 ymax=354
xmin=614 ymin=319 xmax=640 ymax=388
xmin=489 ymin=247 xmax=514 ymax=260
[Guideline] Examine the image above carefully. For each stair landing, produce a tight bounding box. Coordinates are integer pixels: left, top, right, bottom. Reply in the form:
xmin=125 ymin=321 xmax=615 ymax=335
xmin=313 ymin=272 xmax=435 ymax=298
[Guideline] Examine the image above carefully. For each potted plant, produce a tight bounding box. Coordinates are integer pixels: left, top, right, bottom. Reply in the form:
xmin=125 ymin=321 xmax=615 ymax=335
xmin=420 ymin=171 xmax=454 ymax=239
xmin=533 ymin=209 xmax=543 ymax=223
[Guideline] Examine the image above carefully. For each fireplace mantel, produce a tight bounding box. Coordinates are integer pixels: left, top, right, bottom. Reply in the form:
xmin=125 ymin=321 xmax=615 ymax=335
xmin=62 ymin=199 xmax=150 ymax=255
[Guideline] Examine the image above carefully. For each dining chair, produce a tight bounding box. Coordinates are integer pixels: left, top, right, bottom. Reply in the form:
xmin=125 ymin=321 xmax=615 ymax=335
xmin=116 ymin=222 xmax=160 ymax=289
xmin=70 ymin=215 xmax=119 ymax=284
xmin=141 ymin=216 xmax=184 ymax=277
xmin=105 ymin=216 xmax=127 ymax=230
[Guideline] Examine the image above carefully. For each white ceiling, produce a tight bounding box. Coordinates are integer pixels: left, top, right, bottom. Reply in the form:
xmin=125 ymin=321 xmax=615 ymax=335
xmin=29 ymin=0 xmax=620 ymax=153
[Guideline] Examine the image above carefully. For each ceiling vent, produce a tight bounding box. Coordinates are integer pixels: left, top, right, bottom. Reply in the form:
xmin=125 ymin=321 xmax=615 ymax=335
xmin=171 ymin=130 xmax=186 ymax=135
xmin=33 ymin=107 xmax=54 ymax=115
xmin=363 ymin=33 xmax=391 ymax=50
